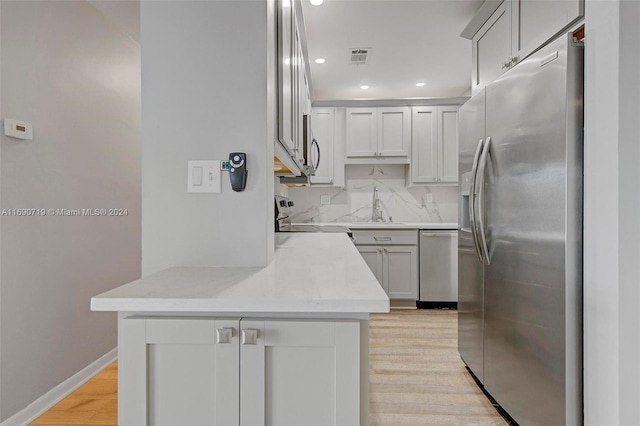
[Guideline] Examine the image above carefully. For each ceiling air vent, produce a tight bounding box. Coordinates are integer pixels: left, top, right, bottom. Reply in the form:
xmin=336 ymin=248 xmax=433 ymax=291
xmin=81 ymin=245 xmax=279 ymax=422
xmin=349 ymin=48 xmax=371 ymax=65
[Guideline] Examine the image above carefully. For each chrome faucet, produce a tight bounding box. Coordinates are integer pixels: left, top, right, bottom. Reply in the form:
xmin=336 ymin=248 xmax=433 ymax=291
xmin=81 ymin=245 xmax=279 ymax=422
xmin=372 ymin=185 xmax=384 ymax=222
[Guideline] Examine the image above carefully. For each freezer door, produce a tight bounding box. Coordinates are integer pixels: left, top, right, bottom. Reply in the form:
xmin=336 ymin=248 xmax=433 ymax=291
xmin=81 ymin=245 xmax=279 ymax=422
xmin=483 ymin=34 xmax=583 ymax=425
xmin=457 ymin=90 xmax=486 ymax=382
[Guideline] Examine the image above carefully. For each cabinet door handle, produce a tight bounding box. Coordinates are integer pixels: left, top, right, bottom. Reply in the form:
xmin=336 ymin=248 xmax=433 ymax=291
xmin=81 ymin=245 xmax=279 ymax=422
xmin=216 ymin=327 xmax=234 ymax=344
xmin=374 ymin=236 xmax=392 ymax=241
xmin=383 ymin=248 xmax=388 ymax=254
xmin=241 ymin=329 xmax=258 ymax=345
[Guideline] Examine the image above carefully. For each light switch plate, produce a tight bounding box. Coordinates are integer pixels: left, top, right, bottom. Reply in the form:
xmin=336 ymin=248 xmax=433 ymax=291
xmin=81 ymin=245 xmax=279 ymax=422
xmin=187 ymin=160 xmax=221 ymax=193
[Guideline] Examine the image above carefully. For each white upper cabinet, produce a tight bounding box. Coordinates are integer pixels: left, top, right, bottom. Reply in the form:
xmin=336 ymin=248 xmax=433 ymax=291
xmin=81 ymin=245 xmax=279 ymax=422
xmin=345 ymin=108 xmax=377 ymax=157
xmin=346 ymin=107 xmax=410 ymax=160
xmin=411 ymin=107 xmax=438 ymax=183
xmin=438 ymin=106 xmax=459 ymax=183
xmin=512 ymin=0 xmax=582 ymax=63
xmin=472 ymin=1 xmax=512 ymax=96
xmin=276 ymin=0 xmax=313 ymax=170
xmin=377 ymin=107 xmax=411 ymax=156
xmin=311 ymin=108 xmax=335 ymax=185
xmin=470 ymin=0 xmax=582 ymax=96
xmin=411 ymin=106 xmax=459 ymax=184
xmin=277 ymin=0 xmax=295 ymax=155
xmin=310 ymin=107 xmax=345 ymax=187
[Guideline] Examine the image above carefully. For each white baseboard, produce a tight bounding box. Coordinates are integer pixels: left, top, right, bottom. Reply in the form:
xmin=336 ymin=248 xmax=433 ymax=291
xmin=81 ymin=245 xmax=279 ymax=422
xmin=0 ymin=347 xmax=117 ymax=426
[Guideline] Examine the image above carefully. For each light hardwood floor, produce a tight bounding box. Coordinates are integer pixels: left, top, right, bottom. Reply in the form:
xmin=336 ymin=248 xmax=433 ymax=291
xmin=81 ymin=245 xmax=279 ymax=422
xmin=31 ymin=310 xmax=506 ymax=425
xmin=369 ymin=310 xmax=507 ymax=425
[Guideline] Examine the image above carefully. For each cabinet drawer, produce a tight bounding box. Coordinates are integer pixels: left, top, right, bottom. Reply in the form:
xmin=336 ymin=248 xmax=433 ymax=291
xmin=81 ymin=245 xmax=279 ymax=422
xmin=351 ymin=229 xmax=417 ymax=245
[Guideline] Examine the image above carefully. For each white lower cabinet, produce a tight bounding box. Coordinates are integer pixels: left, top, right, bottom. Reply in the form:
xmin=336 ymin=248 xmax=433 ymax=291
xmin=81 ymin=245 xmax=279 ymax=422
xmin=384 ymin=245 xmax=419 ymax=299
xmin=119 ymin=316 xmax=361 ymax=426
xmin=356 ymin=246 xmax=384 ymax=292
xmin=354 ymin=230 xmax=419 ymax=300
xmin=240 ymin=320 xmax=361 ymax=426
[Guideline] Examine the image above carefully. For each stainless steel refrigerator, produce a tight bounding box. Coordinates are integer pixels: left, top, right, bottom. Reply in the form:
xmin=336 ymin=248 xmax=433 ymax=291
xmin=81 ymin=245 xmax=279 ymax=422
xmin=458 ymin=33 xmax=583 ymax=425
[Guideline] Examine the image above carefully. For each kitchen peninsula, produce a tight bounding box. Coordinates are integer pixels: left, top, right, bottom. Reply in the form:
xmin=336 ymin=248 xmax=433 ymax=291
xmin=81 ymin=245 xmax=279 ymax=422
xmin=91 ymin=233 xmax=389 ymax=425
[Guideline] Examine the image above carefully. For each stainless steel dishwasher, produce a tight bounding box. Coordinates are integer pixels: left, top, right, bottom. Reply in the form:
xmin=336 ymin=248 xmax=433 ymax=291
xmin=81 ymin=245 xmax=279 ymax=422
xmin=418 ymin=230 xmax=458 ymax=308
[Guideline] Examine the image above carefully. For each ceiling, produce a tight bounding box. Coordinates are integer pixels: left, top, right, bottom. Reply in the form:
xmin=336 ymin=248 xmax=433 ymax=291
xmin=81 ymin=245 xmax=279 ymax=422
xmin=301 ymin=0 xmax=484 ymax=101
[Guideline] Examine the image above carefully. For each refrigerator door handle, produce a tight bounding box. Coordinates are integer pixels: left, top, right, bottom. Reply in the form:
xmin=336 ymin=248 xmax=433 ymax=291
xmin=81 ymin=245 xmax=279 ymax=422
xmin=477 ymin=136 xmax=492 ymax=265
xmin=469 ymin=138 xmax=485 ymax=262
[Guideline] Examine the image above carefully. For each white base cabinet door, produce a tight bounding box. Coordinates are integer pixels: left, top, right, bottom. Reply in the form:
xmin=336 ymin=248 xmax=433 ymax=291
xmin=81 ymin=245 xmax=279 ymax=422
xmin=119 ymin=317 xmax=240 ymax=426
xmin=357 ymin=246 xmax=384 ymax=292
xmin=240 ymin=320 xmax=361 ymax=426
xmin=119 ymin=316 xmax=363 ymax=426
xmin=354 ymin=231 xmax=419 ymax=300
xmin=384 ymin=246 xmax=419 ymax=299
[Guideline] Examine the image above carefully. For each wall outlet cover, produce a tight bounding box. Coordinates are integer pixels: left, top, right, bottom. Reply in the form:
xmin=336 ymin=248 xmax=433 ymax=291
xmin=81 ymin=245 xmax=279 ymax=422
xmin=320 ymin=195 xmax=331 ymax=205
xmin=4 ymin=118 xmax=33 ymax=140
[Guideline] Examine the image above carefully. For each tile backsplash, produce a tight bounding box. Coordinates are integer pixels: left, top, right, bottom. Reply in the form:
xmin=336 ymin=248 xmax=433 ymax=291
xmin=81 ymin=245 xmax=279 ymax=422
xmin=287 ymin=165 xmax=459 ymax=224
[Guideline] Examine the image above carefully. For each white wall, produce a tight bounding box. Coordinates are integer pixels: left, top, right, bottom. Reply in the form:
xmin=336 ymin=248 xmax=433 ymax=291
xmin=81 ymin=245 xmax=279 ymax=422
xmin=140 ymin=0 xmax=275 ymax=275
xmin=0 ymin=1 xmax=141 ymax=421
xmin=584 ymin=1 xmax=640 ymax=424
xmin=616 ymin=2 xmax=640 ymax=423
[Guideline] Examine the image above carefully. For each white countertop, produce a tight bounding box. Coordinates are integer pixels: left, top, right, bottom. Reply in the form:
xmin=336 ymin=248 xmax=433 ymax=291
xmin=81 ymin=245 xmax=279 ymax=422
xmin=288 ymin=222 xmax=458 ymax=231
xmin=91 ymin=233 xmax=390 ymax=313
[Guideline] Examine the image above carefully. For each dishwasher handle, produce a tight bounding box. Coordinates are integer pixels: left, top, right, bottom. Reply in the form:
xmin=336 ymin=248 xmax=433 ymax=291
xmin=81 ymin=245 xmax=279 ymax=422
xmin=421 ymin=232 xmax=456 ymax=237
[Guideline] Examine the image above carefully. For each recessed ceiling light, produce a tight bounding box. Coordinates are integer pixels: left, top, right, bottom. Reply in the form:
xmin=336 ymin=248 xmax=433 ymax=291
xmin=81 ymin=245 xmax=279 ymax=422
xmin=360 ymin=85 xmax=369 ymax=90
xmin=416 ymin=82 xmax=426 ymax=87
xmin=310 ymin=0 xmax=324 ymax=5
xmin=315 ymin=58 xmax=326 ymax=64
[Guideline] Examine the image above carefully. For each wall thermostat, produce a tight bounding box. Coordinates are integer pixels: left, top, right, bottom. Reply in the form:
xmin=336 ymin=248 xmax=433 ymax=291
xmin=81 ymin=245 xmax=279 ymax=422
xmin=4 ymin=118 xmax=33 ymax=140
